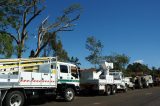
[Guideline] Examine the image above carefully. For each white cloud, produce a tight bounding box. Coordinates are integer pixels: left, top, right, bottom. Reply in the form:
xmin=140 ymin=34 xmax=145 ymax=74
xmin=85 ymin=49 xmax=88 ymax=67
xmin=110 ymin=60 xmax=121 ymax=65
xmin=134 ymin=60 xmax=144 ymax=64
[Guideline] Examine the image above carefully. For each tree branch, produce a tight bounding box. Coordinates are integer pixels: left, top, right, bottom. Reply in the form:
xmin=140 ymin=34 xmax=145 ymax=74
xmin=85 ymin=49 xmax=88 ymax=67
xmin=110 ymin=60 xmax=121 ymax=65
xmin=34 ymin=37 xmax=50 ymax=57
xmin=25 ymin=9 xmax=43 ymax=29
xmin=0 ymin=30 xmax=19 ymax=44
xmin=35 ymin=32 xmax=56 ymax=57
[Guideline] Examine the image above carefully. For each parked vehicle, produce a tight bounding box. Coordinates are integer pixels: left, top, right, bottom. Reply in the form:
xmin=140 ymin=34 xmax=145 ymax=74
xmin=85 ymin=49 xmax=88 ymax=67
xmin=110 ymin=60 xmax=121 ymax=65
xmin=80 ymin=61 xmax=117 ymax=95
xmin=153 ymin=77 xmax=160 ymax=86
xmin=124 ymin=77 xmax=135 ymax=90
xmin=134 ymin=75 xmax=154 ymax=89
xmin=143 ymin=75 xmax=153 ymax=87
xmin=0 ymin=57 xmax=80 ymax=106
xmin=109 ymin=71 xmax=127 ymax=92
xmin=134 ymin=76 xmax=143 ymax=89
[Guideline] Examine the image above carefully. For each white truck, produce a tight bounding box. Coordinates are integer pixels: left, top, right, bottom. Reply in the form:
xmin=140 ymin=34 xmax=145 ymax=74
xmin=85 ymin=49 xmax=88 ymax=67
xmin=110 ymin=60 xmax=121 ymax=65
xmin=124 ymin=77 xmax=135 ymax=90
xmin=109 ymin=71 xmax=127 ymax=92
xmin=143 ymin=75 xmax=154 ymax=87
xmin=80 ymin=62 xmax=117 ymax=95
xmin=0 ymin=57 xmax=80 ymax=106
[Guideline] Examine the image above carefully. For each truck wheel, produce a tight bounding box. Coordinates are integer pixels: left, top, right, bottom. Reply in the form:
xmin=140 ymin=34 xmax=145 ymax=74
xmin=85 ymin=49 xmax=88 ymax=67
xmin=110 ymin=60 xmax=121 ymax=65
xmin=123 ymin=87 xmax=128 ymax=93
xmin=5 ymin=91 xmax=24 ymax=106
xmin=132 ymin=86 xmax=135 ymax=90
xmin=111 ymin=85 xmax=117 ymax=95
xmin=64 ymin=88 xmax=75 ymax=102
xmin=123 ymin=84 xmax=128 ymax=92
xmin=105 ymin=85 xmax=111 ymax=95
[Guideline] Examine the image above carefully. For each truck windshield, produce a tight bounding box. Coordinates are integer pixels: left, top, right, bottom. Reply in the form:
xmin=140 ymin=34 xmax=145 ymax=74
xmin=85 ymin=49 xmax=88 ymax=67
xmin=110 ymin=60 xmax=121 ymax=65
xmin=110 ymin=72 xmax=121 ymax=80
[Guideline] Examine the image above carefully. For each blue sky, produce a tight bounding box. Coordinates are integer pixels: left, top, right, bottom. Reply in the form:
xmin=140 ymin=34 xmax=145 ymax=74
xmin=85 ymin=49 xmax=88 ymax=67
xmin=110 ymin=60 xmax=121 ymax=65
xmin=26 ymin=0 xmax=160 ymax=68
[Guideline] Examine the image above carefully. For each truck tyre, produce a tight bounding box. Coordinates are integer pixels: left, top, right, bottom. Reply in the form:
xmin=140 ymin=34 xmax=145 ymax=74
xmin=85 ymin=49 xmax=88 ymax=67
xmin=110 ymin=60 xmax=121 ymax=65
xmin=5 ymin=91 xmax=24 ymax=106
xmin=123 ymin=84 xmax=128 ymax=92
xmin=111 ymin=85 xmax=117 ymax=95
xmin=105 ymin=85 xmax=111 ymax=96
xmin=123 ymin=87 xmax=128 ymax=93
xmin=64 ymin=88 xmax=75 ymax=102
xmin=132 ymin=86 xmax=135 ymax=90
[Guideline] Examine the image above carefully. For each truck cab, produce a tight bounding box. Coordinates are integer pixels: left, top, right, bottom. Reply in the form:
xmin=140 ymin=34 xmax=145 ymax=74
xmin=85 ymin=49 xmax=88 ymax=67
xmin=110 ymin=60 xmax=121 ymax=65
xmin=56 ymin=62 xmax=80 ymax=101
xmin=110 ymin=71 xmax=127 ymax=92
xmin=124 ymin=77 xmax=135 ymax=89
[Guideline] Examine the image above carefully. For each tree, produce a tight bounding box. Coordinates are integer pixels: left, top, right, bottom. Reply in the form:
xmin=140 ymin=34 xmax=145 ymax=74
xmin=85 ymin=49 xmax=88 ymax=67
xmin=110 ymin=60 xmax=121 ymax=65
xmin=0 ymin=0 xmax=21 ymax=29
xmin=33 ymin=3 xmax=81 ymax=57
xmin=68 ymin=56 xmax=81 ymax=67
xmin=150 ymin=67 xmax=160 ymax=78
xmin=41 ymin=32 xmax=69 ymax=61
xmin=0 ymin=0 xmax=81 ymax=58
xmin=104 ymin=53 xmax=130 ymax=71
xmin=54 ymin=40 xmax=69 ymax=61
xmin=0 ymin=33 xmax=13 ymax=58
xmin=0 ymin=0 xmax=45 ymax=58
xmin=85 ymin=36 xmax=103 ymax=68
xmin=126 ymin=63 xmax=150 ymax=76
xmin=0 ymin=0 xmax=22 ymax=58
xmin=29 ymin=50 xmax=35 ymax=58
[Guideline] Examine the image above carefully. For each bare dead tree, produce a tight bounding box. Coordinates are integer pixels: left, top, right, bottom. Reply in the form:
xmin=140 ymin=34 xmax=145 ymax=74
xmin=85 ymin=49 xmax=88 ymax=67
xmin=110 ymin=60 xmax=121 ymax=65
xmin=16 ymin=0 xmax=45 ymax=58
xmin=34 ymin=4 xmax=81 ymax=57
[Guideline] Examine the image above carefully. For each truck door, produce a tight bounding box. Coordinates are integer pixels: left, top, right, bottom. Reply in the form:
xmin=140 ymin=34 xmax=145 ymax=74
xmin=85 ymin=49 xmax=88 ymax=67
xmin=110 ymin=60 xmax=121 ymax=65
xmin=58 ymin=64 xmax=70 ymax=83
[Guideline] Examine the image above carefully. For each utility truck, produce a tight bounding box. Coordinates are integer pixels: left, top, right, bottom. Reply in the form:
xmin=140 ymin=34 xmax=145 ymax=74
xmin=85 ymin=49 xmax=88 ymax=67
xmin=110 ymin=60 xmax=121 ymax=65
xmin=124 ymin=77 xmax=135 ymax=90
xmin=143 ymin=75 xmax=153 ymax=87
xmin=80 ymin=62 xmax=117 ymax=95
xmin=109 ymin=71 xmax=127 ymax=92
xmin=0 ymin=57 xmax=80 ymax=106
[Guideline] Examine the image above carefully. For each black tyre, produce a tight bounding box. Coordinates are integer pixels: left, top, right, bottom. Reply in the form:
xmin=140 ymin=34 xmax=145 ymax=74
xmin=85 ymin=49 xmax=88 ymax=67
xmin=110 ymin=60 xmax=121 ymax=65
xmin=64 ymin=88 xmax=75 ymax=102
xmin=111 ymin=85 xmax=117 ymax=95
xmin=123 ymin=84 xmax=128 ymax=93
xmin=132 ymin=86 xmax=135 ymax=90
xmin=5 ymin=91 xmax=25 ymax=106
xmin=124 ymin=88 xmax=127 ymax=92
xmin=105 ymin=85 xmax=111 ymax=96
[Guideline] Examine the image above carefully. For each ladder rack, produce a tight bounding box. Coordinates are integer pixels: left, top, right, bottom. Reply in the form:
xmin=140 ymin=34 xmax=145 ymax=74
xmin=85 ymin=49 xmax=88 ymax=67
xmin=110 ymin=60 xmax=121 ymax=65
xmin=0 ymin=57 xmax=57 ymax=74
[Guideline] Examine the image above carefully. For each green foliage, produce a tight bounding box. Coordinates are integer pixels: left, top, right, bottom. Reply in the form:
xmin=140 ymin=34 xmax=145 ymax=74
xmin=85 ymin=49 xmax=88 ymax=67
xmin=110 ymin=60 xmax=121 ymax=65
xmin=150 ymin=67 xmax=160 ymax=78
xmin=104 ymin=53 xmax=130 ymax=70
xmin=126 ymin=63 xmax=150 ymax=75
xmin=0 ymin=0 xmax=45 ymax=58
xmin=0 ymin=33 xmax=13 ymax=58
xmin=53 ymin=40 xmax=69 ymax=61
xmin=68 ymin=56 xmax=81 ymax=67
xmin=85 ymin=36 xmax=103 ymax=68
xmin=41 ymin=32 xmax=69 ymax=61
xmin=0 ymin=0 xmax=23 ymax=29
xmin=0 ymin=0 xmax=81 ymax=58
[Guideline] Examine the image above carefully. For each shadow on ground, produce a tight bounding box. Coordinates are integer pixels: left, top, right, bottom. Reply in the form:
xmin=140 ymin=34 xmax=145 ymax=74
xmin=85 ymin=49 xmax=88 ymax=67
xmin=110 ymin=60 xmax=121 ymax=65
xmin=25 ymin=95 xmax=65 ymax=106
